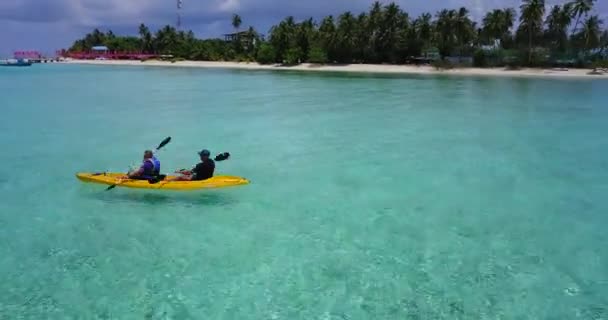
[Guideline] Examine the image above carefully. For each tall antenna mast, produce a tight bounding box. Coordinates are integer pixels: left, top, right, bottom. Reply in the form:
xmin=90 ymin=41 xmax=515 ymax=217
xmin=176 ymin=0 xmax=183 ymax=29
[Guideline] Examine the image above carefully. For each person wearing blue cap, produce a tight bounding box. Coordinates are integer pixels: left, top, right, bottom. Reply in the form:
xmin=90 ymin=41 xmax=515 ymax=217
xmin=171 ymin=149 xmax=216 ymax=181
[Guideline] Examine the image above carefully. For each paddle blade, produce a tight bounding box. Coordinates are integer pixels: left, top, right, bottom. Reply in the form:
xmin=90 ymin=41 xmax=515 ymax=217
xmin=214 ymin=152 xmax=230 ymax=161
xmin=156 ymin=137 xmax=172 ymax=150
xmin=105 ymin=184 xmax=117 ymax=191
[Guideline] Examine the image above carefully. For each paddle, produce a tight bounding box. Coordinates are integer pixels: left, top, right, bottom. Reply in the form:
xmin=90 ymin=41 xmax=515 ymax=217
xmin=214 ymin=152 xmax=230 ymax=161
xmin=105 ymin=136 xmax=172 ymax=191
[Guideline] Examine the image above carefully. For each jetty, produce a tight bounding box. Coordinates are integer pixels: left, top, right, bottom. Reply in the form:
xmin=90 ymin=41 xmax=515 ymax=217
xmin=13 ymin=51 xmax=60 ymax=63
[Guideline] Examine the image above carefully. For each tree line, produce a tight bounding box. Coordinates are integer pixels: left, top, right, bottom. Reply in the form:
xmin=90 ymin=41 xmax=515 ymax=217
xmin=68 ymin=0 xmax=608 ymax=67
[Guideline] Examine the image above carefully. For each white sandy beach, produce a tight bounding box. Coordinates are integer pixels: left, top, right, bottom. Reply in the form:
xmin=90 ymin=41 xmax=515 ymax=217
xmin=64 ymin=59 xmax=606 ymax=79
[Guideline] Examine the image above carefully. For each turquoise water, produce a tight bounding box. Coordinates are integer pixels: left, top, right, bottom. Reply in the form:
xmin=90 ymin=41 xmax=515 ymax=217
xmin=1 ymin=64 xmax=607 ymax=319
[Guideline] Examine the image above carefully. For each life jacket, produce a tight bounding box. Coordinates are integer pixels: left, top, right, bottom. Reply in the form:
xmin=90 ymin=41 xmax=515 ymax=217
xmin=152 ymin=156 xmax=161 ymax=175
xmin=141 ymin=158 xmax=157 ymax=179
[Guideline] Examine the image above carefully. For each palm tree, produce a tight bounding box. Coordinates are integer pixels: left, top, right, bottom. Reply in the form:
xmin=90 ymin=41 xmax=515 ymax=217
xmin=419 ymin=13 xmax=433 ymax=42
xmin=501 ymin=8 xmax=516 ymax=48
xmin=229 ymin=14 xmax=244 ymax=54
xmin=91 ymin=28 xmax=106 ymax=46
xmin=412 ymin=13 xmax=433 ymax=57
xmin=519 ymin=0 xmax=546 ymax=63
xmin=296 ymin=18 xmax=315 ymax=61
xmin=481 ymin=8 xmax=515 ymax=48
xmin=353 ymin=13 xmax=369 ymax=62
xmin=246 ymin=26 xmax=260 ymax=48
xmin=318 ymin=15 xmax=337 ymax=61
xmin=380 ymin=2 xmax=405 ymax=62
xmin=570 ymin=0 xmax=595 ymax=35
xmin=232 ymin=14 xmax=242 ymax=33
xmin=482 ymin=10 xmax=504 ymax=44
xmin=545 ymin=6 xmax=561 ymax=32
xmin=269 ymin=16 xmax=297 ymax=62
xmin=455 ymin=7 xmax=475 ymax=54
xmin=154 ymin=25 xmax=179 ymax=54
xmin=138 ymin=23 xmax=153 ymax=52
xmin=545 ymin=4 xmax=572 ymax=51
xmin=394 ymin=10 xmax=411 ymax=62
xmin=435 ymin=9 xmax=458 ymax=58
xmin=601 ymin=30 xmax=608 ymax=56
xmin=138 ymin=23 xmax=150 ymax=38
xmin=504 ymin=8 xmax=515 ymax=29
xmin=368 ymin=1 xmax=383 ymax=62
xmin=337 ymin=12 xmax=356 ymax=62
xmin=580 ymin=15 xmax=603 ymax=51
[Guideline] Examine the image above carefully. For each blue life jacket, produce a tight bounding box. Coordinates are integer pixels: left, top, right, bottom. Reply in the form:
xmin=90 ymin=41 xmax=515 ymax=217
xmin=140 ymin=158 xmax=158 ymax=179
xmin=152 ymin=156 xmax=161 ymax=175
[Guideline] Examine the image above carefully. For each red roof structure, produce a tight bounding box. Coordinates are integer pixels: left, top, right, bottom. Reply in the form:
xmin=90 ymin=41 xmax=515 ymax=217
xmin=14 ymin=51 xmax=42 ymax=59
xmin=58 ymin=49 xmax=157 ymax=60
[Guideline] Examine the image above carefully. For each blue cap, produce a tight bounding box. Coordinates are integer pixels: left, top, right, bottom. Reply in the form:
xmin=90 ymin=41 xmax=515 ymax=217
xmin=198 ymin=149 xmax=210 ymax=157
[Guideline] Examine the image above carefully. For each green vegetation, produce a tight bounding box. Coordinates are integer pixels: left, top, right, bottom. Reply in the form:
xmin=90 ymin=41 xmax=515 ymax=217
xmin=68 ymin=0 xmax=607 ymax=68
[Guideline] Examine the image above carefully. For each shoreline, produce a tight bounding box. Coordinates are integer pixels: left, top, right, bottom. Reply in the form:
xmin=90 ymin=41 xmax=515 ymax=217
xmin=63 ymin=59 xmax=607 ymax=79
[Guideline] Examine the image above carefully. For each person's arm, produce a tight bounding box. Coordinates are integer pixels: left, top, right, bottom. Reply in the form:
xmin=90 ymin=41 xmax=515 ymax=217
xmin=176 ymin=164 xmax=198 ymax=175
xmin=128 ymin=167 xmax=144 ymax=178
xmin=129 ymin=161 xmax=152 ymax=178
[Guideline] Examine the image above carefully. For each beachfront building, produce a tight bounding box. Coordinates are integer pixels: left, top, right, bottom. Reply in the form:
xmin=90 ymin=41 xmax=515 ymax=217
xmin=224 ymin=31 xmax=258 ymax=51
xmin=92 ymin=46 xmax=109 ymax=59
xmin=224 ymin=31 xmax=248 ymax=42
xmin=92 ymin=46 xmax=109 ymax=52
xmin=406 ymin=47 xmax=440 ymax=65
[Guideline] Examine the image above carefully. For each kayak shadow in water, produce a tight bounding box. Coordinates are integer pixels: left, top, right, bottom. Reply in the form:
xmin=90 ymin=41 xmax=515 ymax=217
xmin=84 ymin=189 xmax=237 ymax=207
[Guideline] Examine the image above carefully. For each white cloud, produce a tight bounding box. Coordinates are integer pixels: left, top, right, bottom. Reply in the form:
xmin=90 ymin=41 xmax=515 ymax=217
xmin=218 ymin=0 xmax=241 ymax=12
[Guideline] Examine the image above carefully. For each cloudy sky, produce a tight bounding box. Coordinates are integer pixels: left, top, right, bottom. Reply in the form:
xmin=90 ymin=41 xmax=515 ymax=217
xmin=1 ymin=0 xmax=606 ymax=56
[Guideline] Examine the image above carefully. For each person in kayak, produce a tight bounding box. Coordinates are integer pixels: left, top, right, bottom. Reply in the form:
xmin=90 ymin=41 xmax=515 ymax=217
xmin=171 ymin=149 xmax=215 ymax=181
xmin=126 ymin=150 xmax=161 ymax=180
xmin=151 ymin=154 xmax=161 ymax=177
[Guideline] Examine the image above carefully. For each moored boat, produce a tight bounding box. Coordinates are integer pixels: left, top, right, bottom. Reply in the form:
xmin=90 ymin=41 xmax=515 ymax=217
xmin=0 ymin=58 xmax=32 ymax=67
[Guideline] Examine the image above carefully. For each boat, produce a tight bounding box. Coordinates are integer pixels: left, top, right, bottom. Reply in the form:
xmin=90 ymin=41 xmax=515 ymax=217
xmin=0 ymin=58 xmax=32 ymax=67
xmin=76 ymin=172 xmax=249 ymax=191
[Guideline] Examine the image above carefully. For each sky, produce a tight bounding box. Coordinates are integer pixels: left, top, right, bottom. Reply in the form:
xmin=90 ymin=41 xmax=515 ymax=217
xmin=1 ymin=0 xmax=606 ymax=57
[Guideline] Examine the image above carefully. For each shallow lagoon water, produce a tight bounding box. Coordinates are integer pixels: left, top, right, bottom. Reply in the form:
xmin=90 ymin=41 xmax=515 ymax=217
xmin=0 ymin=64 xmax=607 ymax=319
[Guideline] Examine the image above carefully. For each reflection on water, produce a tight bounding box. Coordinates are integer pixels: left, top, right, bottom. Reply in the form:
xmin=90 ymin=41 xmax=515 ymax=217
xmin=82 ymin=188 xmax=238 ymax=208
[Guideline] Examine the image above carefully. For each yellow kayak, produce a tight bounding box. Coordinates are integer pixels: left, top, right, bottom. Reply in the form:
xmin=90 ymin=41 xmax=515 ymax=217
xmin=76 ymin=172 xmax=249 ymax=190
